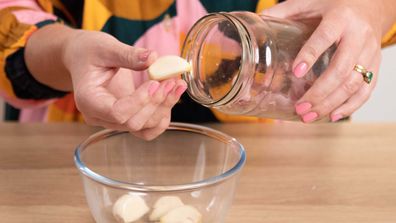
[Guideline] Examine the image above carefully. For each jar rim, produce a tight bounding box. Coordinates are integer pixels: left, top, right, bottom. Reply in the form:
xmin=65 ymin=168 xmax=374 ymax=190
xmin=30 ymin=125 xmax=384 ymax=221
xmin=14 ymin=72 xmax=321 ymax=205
xmin=181 ymin=12 xmax=256 ymax=107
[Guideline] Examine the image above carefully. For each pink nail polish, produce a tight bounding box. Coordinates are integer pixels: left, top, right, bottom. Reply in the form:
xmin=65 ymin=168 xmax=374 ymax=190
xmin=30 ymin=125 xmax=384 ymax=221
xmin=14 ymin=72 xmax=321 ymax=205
xmin=302 ymin=112 xmax=318 ymax=123
xmin=138 ymin=49 xmax=151 ymax=62
xmin=164 ymin=81 xmax=176 ymax=94
xmin=295 ymin=102 xmax=312 ymax=115
xmin=175 ymin=85 xmax=187 ymax=97
xmin=331 ymin=114 xmax=343 ymax=122
xmin=294 ymin=62 xmax=308 ymax=78
xmin=148 ymin=82 xmax=160 ymax=96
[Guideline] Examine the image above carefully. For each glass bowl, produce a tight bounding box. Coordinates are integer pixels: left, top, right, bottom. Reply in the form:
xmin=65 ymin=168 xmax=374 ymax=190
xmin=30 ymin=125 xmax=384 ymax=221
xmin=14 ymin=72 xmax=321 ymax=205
xmin=74 ymin=122 xmax=246 ymax=223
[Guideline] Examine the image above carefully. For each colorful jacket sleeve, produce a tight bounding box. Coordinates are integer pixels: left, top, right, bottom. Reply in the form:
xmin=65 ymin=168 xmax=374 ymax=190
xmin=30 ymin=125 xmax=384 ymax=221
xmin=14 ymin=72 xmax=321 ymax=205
xmin=382 ymin=23 xmax=396 ymax=47
xmin=0 ymin=1 xmax=66 ymax=109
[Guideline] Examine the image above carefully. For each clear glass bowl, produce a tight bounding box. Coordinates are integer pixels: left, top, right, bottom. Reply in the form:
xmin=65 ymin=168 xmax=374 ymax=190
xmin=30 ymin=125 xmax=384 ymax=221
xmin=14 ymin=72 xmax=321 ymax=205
xmin=74 ymin=123 xmax=246 ymax=223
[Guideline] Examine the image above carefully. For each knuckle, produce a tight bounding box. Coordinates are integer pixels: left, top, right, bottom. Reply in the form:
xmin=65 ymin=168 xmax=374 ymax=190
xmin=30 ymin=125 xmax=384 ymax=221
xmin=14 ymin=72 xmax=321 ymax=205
xmin=108 ymin=107 xmax=126 ymax=124
xmin=318 ymin=100 xmax=333 ymax=116
xmin=333 ymin=63 xmax=351 ymax=79
xmin=127 ymin=119 xmax=144 ymax=132
xmin=317 ymin=28 xmax=335 ymax=45
xmin=144 ymin=118 xmax=160 ymax=129
xmin=143 ymin=120 xmax=155 ymax=129
xmin=152 ymin=94 xmax=165 ymax=105
xmin=141 ymin=93 xmax=151 ymax=105
xmin=309 ymin=88 xmax=326 ymax=101
xmin=340 ymin=7 xmax=355 ymax=19
xmin=159 ymin=117 xmax=171 ymax=130
xmin=302 ymin=45 xmax=319 ymax=63
xmin=142 ymin=118 xmax=170 ymax=140
xmin=124 ymin=49 xmax=136 ymax=65
xmin=342 ymin=79 xmax=362 ymax=95
xmin=359 ymin=23 xmax=372 ymax=36
xmin=142 ymin=131 xmax=159 ymax=141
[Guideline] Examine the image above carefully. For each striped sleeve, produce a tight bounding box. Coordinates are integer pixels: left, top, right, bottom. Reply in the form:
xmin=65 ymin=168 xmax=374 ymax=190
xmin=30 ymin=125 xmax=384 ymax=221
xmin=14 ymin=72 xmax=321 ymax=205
xmin=0 ymin=2 xmax=64 ymax=109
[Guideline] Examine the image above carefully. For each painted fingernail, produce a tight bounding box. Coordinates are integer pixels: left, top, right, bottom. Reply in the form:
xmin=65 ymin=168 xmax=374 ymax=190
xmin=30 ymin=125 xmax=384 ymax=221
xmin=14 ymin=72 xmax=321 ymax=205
xmin=148 ymin=81 xmax=160 ymax=96
xmin=302 ymin=112 xmax=318 ymax=123
xmin=331 ymin=114 xmax=343 ymax=122
xmin=294 ymin=62 xmax=308 ymax=78
xmin=138 ymin=49 xmax=151 ymax=62
xmin=164 ymin=81 xmax=176 ymax=94
xmin=295 ymin=102 xmax=312 ymax=115
xmin=175 ymin=85 xmax=187 ymax=97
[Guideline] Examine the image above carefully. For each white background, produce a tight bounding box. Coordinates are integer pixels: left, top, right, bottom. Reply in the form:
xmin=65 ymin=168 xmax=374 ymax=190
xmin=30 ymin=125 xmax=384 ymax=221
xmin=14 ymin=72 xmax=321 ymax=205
xmin=353 ymin=45 xmax=396 ymax=122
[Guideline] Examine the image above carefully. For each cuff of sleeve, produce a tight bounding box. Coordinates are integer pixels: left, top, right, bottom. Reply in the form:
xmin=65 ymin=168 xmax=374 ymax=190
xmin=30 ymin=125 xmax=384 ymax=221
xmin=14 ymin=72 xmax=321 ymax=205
xmin=382 ymin=23 xmax=396 ymax=47
xmin=5 ymin=47 xmax=68 ymax=100
xmin=4 ymin=19 xmax=68 ymax=100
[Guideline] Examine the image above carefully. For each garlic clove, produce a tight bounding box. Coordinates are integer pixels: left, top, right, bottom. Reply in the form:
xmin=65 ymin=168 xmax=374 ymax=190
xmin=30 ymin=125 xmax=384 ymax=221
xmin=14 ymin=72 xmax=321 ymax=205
xmin=112 ymin=194 xmax=149 ymax=223
xmin=149 ymin=196 xmax=184 ymax=221
xmin=148 ymin=56 xmax=191 ymax=81
xmin=160 ymin=205 xmax=202 ymax=223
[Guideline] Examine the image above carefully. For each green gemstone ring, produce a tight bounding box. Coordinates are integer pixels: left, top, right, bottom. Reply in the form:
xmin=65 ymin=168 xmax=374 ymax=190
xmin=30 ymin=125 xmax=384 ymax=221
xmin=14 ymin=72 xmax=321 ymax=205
xmin=354 ymin=64 xmax=373 ymax=84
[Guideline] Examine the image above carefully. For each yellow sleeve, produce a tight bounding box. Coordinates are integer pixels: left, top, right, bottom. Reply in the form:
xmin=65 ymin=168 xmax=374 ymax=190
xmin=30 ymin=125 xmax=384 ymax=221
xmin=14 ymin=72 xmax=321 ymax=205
xmin=382 ymin=23 xmax=396 ymax=47
xmin=0 ymin=7 xmax=38 ymax=107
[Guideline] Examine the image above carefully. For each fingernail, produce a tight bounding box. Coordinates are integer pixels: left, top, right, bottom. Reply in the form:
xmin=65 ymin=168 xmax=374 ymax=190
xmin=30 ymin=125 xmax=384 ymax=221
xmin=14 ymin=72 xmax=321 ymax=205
xmin=331 ymin=114 xmax=343 ymax=122
xmin=148 ymin=81 xmax=160 ymax=96
xmin=295 ymin=102 xmax=312 ymax=115
xmin=294 ymin=62 xmax=308 ymax=78
xmin=138 ymin=49 xmax=151 ymax=62
xmin=302 ymin=112 xmax=318 ymax=123
xmin=164 ymin=81 xmax=176 ymax=94
xmin=175 ymin=85 xmax=187 ymax=97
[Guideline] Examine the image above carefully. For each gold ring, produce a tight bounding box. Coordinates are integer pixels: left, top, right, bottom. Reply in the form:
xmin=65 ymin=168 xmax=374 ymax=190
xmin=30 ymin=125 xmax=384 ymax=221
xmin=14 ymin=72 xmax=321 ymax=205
xmin=354 ymin=64 xmax=373 ymax=84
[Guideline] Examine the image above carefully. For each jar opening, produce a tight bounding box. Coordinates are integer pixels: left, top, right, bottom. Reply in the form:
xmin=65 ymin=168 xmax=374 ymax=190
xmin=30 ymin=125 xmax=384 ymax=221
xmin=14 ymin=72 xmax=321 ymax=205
xmin=182 ymin=13 xmax=255 ymax=106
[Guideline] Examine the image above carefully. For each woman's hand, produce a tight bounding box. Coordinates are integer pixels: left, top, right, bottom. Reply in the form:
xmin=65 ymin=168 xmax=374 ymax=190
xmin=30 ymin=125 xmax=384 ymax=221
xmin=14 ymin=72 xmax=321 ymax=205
xmin=26 ymin=25 xmax=186 ymax=140
xmin=62 ymin=30 xmax=186 ymax=140
xmin=263 ymin=0 xmax=396 ymax=122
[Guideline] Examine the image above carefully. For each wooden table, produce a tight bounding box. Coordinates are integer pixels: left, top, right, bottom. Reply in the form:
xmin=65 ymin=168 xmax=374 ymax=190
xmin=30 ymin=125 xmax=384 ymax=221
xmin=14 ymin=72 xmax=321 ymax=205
xmin=0 ymin=123 xmax=396 ymax=223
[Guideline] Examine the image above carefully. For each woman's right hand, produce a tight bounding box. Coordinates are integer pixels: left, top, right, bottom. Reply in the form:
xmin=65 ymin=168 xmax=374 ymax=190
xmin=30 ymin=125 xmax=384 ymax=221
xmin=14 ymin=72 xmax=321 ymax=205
xmin=61 ymin=29 xmax=187 ymax=140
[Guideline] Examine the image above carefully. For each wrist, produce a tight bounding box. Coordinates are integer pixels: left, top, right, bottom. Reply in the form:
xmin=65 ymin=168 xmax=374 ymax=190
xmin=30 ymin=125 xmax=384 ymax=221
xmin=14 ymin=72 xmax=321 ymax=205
xmin=25 ymin=24 xmax=81 ymax=91
xmin=380 ymin=0 xmax=396 ymax=36
xmin=60 ymin=27 xmax=86 ymax=73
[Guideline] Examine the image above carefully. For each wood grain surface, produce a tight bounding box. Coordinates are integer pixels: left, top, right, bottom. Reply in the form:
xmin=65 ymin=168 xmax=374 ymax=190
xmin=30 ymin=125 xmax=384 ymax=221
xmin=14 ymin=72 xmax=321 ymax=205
xmin=0 ymin=122 xmax=395 ymax=223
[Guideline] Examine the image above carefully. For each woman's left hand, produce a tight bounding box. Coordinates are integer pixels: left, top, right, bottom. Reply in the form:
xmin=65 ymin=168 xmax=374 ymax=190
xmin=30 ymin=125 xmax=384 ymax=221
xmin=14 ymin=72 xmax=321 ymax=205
xmin=263 ymin=0 xmax=396 ymax=122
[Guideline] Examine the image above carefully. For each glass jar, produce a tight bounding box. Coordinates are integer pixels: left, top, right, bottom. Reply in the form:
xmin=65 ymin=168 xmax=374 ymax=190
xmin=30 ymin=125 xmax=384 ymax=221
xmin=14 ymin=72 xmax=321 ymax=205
xmin=181 ymin=11 xmax=335 ymax=121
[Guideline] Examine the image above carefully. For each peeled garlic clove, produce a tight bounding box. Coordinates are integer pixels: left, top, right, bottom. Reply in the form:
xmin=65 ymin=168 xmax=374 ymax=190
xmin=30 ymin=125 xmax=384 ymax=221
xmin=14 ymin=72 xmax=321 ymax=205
xmin=160 ymin=205 xmax=202 ymax=223
xmin=149 ymin=196 xmax=184 ymax=221
xmin=148 ymin=55 xmax=191 ymax=80
xmin=112 ymin=194 xmax=149 ymax=223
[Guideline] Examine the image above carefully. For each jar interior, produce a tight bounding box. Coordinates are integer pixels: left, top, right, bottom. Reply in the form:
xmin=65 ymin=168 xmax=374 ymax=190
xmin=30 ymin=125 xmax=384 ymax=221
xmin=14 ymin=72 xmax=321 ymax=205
xmin=182 ymin=14 xmax=245 ymax=105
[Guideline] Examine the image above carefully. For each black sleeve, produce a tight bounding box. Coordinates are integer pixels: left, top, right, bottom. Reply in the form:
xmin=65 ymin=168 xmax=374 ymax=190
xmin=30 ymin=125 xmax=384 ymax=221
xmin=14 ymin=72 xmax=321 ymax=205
xmin=5 ymin=48 xmax=69 ymax=99
xmin=4 ymin=20 xmax=69 ymax=100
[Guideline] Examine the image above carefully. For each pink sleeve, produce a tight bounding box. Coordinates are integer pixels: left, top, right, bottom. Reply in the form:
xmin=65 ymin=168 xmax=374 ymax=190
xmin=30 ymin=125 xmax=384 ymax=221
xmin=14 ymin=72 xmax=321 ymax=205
xmin=0 ymin=0 xmax=57 ymax=24
xmin=0 ymin=0 xmax=58 ymax=109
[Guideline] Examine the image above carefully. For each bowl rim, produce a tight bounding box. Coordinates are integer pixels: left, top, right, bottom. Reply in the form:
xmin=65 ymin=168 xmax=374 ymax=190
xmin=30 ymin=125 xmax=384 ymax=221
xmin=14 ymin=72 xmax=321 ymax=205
xmin=74 ymin=122 xmax=246 ymax=192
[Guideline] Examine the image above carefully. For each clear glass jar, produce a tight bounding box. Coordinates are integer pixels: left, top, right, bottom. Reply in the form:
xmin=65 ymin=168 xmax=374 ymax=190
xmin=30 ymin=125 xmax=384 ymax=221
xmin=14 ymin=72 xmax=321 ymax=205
xmin=181 ymin=11 xmax=335 ymax=121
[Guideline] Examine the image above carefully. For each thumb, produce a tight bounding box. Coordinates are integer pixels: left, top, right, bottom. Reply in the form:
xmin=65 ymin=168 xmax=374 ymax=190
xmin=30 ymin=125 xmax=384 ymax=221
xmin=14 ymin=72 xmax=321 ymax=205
xmin=261 ymin=0 xmax=311 ymax=19
xmin=108 ymin=41 xmax=158 ymax=71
